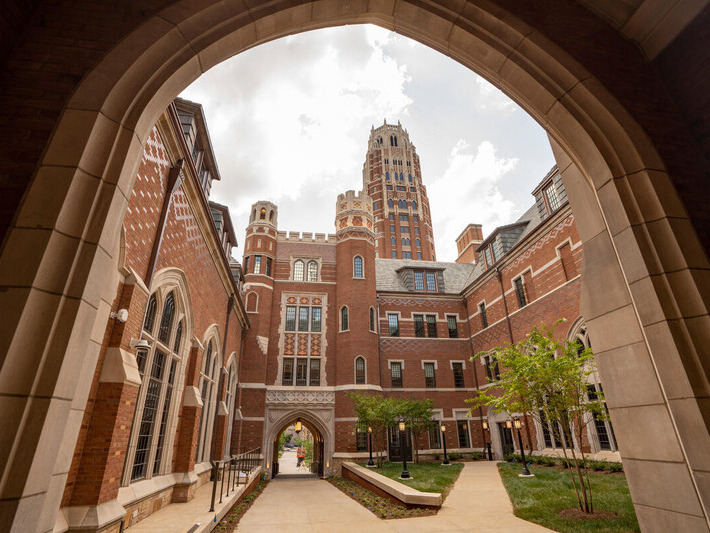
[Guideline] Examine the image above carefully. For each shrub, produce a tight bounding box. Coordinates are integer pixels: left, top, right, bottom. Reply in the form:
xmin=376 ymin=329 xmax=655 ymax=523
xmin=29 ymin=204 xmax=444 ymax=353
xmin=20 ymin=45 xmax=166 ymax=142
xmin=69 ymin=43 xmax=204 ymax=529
xmin=471 ymin=452 xmax=483 ymax=461
xmin=504 ymin=453 xmax=523 ymax=463
xmin=434 ymin=453 xmax=440 ymax=460
xmin=588 ymin=459 xmax=606 ymax=471
xmin=539 ymin=456 xmax=557 ymax=467
xmin=449 ymin=452 xmax=461 ymax=461
xmin=606 ymin=461 xmax=624 ymax=473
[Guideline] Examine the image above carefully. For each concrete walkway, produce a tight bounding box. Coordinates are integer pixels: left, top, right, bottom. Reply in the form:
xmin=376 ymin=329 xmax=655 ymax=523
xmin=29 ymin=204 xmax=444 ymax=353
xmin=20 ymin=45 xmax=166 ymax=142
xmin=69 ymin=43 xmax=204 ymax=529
xmin=237 ymin=462 xmax=552 ymax=532
xmin=278 ymin=448 xmax=313 ymax=476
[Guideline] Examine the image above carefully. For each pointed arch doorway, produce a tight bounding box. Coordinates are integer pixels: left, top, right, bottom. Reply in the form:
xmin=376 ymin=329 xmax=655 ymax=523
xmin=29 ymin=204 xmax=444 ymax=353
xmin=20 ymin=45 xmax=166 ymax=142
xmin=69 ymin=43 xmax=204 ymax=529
xmin=271 ymin=418 xmax=325 ymax=478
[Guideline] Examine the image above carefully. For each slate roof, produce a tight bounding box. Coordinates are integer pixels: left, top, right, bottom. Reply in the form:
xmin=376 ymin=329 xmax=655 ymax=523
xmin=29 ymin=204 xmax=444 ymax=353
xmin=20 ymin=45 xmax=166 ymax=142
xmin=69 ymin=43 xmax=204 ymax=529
xmin=375 ymin=258 xmax=476 ymax=294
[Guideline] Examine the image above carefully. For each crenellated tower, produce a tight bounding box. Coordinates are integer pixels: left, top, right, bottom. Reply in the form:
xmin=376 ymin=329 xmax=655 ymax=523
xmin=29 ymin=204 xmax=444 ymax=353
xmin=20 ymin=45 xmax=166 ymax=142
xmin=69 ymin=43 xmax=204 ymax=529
xmin=363 ymin=120 xmax=436 ymax=261
xmin=334 ymin=191 xmax=380 ymax=387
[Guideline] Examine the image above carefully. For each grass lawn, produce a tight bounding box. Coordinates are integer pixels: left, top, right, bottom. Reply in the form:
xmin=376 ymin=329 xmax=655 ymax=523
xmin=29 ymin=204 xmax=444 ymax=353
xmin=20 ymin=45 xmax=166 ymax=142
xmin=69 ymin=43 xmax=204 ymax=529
xmin=498 ymin=462 xmax=640 ymax=533
xmin=372 ymin=461 xmax=464 ymax=496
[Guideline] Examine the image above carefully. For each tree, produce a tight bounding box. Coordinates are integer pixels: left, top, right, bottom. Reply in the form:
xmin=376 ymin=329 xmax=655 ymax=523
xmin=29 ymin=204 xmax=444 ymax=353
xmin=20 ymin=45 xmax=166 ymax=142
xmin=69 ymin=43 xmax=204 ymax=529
xmin=467 ymin=322 xmax=607 ymax=514
xmin=278 ymin=431 xmax=291 ymax=451
xmin=348 ymin=393 xmax=397 ymax=467
xmin=397 ymin=398 xmax=436 ymax=463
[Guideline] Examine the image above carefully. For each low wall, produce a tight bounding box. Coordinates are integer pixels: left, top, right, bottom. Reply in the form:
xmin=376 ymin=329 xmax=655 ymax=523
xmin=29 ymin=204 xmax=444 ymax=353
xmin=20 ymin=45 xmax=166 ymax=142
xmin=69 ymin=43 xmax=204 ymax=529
xmin=341 ymin=462 xmax=441 ymax=509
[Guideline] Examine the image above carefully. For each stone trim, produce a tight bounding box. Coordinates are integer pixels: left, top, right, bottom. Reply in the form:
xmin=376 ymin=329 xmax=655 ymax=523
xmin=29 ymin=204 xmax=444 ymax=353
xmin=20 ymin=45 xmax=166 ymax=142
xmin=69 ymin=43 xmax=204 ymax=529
xmin=99 ymin=347 xmax=141 ymax=386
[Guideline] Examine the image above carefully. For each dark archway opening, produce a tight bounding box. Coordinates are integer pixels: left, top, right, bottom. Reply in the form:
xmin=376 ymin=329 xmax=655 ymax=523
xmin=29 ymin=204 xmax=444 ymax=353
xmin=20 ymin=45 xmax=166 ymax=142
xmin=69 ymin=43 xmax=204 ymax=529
xmin=272 ymin=418 xmax=324 ymax=479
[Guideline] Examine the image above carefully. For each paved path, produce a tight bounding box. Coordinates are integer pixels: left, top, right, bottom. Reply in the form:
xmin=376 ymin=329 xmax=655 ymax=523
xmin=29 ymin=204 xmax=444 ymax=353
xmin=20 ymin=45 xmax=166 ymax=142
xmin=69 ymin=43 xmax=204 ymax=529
xmin=237 ymin=462 xmax=552 ymax=532
xmin=278 ymin=448 xmax=313 ymax=476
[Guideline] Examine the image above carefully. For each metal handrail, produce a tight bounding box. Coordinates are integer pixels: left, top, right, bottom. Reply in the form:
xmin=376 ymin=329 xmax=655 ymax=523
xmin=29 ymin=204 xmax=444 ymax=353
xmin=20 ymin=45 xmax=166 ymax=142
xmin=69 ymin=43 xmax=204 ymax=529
xmin=209 ymin=447 xmax=261 ymax=512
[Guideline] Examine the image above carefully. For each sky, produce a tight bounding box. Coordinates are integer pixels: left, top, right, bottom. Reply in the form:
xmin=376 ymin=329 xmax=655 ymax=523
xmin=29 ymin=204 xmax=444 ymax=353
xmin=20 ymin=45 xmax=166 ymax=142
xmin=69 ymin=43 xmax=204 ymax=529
xmin=180 ymin=25 xmax=555 ymax=262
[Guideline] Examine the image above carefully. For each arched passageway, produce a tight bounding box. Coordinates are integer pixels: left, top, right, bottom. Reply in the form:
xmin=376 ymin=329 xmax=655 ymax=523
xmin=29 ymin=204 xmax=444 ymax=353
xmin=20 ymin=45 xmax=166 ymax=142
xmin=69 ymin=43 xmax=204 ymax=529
xmin=271 ymin=418 xmax=325 ymax=478
xmin=0 ymin=2 xmax=709 ymax=532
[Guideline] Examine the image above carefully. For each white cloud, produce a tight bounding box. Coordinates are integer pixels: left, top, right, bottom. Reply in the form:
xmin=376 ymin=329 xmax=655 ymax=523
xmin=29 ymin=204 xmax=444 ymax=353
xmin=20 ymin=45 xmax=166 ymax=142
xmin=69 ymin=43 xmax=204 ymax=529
xmin=429 ymin=140 xmax=519 ymax=261
xmin=475 ymin=77 xmax=517 ymax=113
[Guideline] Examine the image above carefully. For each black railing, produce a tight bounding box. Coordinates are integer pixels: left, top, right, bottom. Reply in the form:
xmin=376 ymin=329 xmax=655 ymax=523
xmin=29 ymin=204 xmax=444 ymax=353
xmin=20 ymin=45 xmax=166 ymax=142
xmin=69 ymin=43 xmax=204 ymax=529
xmin=209 ymin=447 xmax=261 ymax=512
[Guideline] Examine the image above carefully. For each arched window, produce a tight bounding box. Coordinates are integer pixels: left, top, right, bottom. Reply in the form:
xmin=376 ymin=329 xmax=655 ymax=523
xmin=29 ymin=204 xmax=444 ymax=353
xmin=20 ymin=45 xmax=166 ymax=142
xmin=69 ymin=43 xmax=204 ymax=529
xmin=224 ymin=358 xmax=238 ymax=459
xmin=355 ymin=356 xmax=366 ymax=384
xmin=293 ymin=259 xmax=305 ymax=281
xmin=340 ymin=306 xmax=349 ymax=331
xmin=412 ymin=201 xmax=417 ymax=210
xmin=143 ymin=294 xmax=157 ymax=334
xmin=269 ymin=210 xmax=274 ymax=221
xmin=196 ymin=340 xmax=220 ymax=463
xmin=353 ymin=256 xmax=364 ymax=278
xmin=127 ymin=286 xmax=186 ymax=483
xmin=260 ymin=208 xmax=266 ymax=219
xmin=158 ymin=291 xmax=175 ymax=345
xmin=388 ymin=198 xmax=393 ymax=208
xmin=408 ymin=174 xmax=412 ymax=182
xmin=369 ymin=307 xmax=376 ymax=332
xmin=416 ymin=238 xmax=421 ymax=247
xmin=307 ymin=260 xmax=318 ymax=282
xmin=391 ymin=237 xmax=396 ymax=246
xmin=385 ymin=171 xmax=390 ymax=180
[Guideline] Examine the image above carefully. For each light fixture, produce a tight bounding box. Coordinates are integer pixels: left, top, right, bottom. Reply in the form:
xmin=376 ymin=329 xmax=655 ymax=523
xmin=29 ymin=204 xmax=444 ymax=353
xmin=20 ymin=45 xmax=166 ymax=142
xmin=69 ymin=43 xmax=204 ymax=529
xmin=295 ymin=418 xmax=302 ymax=433
xmin=505 ymin=419 xmax=513 ymax=429
xmin=130 ymin=338 xmax=150 ymax=349
xmin=513 ymin=417 xmax=522 ymax=430
xmin=398 ymin=419 xmax=406 ymax=432
xmin=368 ymin=426 xmax=372 ymax=433
xmin=110 ymin=308 xmax=128 ymax=322
xmin=440 ymin=423 xmax=446 ymax=432
xmin=482 ymin=420 xmax=489 ymax=431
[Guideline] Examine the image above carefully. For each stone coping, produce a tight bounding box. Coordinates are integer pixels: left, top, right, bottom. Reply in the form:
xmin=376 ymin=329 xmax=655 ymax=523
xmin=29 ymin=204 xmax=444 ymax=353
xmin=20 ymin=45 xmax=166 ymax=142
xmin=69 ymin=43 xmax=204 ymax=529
xmin=341 ymin=462 xmax=442 ymax=507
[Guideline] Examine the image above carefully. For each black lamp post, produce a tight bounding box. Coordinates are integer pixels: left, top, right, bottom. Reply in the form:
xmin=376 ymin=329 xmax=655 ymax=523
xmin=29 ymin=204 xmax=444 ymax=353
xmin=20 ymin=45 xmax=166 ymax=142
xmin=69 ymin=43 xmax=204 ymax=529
xmin=367 ymin=426 xmax=375 ymax=467
xmin=441 ymin=423 xmax=450 ymax=465
xmin=398 ymin=418 xmax=410 ymax=479
xmin=482 ymin=420 xmax=493 ymax=461
xmin=513 ymin=417 xmax=534 ymax=477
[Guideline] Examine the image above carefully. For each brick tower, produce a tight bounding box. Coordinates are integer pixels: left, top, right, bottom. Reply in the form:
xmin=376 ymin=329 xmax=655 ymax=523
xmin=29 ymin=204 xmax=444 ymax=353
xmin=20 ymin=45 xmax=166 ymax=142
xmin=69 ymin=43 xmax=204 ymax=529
xmin=363 ymin=120 xmax=436 ymax=261
xmin=334 ymin=191 xmax=379 ymax=387
xmin=239 ymin=200 xmax=278 ymax=451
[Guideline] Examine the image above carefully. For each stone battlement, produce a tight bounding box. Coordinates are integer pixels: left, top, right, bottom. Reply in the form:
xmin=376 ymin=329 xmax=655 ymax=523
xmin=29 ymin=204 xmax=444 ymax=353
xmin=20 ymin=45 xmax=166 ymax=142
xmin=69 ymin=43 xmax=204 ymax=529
xmin=336 ymin=190 xmax=373 ymax=214
xmin=276 ymin=231 xmax=336 ymax=243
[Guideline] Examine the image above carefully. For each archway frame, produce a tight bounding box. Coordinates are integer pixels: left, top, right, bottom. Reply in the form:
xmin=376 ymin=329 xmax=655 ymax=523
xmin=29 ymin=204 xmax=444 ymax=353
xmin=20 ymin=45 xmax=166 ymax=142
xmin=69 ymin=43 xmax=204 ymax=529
xmin=0 ymin=2 xmax=708 ymax=532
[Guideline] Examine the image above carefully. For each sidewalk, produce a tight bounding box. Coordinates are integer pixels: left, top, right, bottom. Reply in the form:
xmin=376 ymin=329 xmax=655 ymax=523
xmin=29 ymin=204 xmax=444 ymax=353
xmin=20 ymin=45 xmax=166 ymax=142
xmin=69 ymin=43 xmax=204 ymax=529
xmin=237 ymin=461 xmax=552 ymax=532
xmin=128 ymin=469 xmax=260 ymax=533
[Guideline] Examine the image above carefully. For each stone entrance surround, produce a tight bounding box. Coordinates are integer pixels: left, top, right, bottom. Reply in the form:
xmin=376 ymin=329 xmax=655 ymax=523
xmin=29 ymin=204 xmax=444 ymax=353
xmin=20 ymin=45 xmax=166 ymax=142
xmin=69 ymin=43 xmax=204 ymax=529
xmin=0 ymin=2 xmax=709 ymax=532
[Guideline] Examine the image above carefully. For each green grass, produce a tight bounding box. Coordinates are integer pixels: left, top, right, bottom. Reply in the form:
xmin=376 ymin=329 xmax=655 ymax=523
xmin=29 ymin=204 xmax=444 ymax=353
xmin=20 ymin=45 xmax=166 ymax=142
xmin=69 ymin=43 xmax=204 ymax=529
xmin=372 ymin=461 xmax=463 ymax=495
xmin=498 ymin=462 xmax=640 ymax=533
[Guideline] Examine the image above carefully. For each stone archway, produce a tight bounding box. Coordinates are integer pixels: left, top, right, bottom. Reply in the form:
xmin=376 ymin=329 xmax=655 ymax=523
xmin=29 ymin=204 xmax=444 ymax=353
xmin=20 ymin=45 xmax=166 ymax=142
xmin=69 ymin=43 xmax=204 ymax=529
xmin=262 ymin=392 xmax=336 ymax=479
xmin=0 ymin=2 xmax=709 ymax=532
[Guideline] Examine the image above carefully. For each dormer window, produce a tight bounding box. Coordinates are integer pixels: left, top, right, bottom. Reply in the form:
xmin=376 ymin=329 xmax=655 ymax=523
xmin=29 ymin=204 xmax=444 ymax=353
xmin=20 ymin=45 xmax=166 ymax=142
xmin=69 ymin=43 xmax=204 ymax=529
xmin=544 ymin=183 xmax=560 ymax=212
xmin=412 ymin=270 xmax=438 ymax=292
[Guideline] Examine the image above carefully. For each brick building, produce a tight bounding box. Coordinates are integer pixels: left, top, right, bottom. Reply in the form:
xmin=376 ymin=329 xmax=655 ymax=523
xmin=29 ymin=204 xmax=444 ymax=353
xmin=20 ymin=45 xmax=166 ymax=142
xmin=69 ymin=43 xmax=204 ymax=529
xmin=237 ymin=122 xmax=620 ymax=479
xmin=54 ymin=98 xmax=249 ymax=532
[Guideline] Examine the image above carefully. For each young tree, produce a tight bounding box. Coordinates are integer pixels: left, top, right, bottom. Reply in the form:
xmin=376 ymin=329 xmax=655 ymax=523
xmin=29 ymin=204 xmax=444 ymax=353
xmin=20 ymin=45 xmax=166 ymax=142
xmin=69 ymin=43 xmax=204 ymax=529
xmin=467 ymin=322 xmax=607 ymax=514
xmin=397 ymin=398 xmax=436 ymax=463
xmin=348 ymin=393 xmax=397 ymax=467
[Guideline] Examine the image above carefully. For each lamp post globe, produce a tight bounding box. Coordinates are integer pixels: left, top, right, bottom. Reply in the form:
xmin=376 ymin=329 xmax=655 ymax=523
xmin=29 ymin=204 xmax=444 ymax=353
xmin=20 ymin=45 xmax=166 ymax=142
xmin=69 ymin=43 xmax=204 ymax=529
xmin=398 ymin=417 xmax=410 ymax=479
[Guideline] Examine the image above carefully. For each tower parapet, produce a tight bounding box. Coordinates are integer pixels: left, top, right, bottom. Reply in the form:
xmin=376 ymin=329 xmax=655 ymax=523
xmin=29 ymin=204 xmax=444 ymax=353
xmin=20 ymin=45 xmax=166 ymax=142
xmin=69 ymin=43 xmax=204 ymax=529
xmin=335 ymin=190 xmax=374 ymax=242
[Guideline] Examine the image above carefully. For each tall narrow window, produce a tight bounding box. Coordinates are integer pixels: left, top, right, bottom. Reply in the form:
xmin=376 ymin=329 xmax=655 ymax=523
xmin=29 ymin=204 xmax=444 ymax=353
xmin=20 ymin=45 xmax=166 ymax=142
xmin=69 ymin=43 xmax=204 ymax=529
xmin=243 ymin=256 xmax=249 ymax=273
xmin=484 ymin=355 xmax=500 ymax=381
xmin=158 ymin=291 xmax=175 ymax=345
xmin=414 ymin=314 xmax=425 ymax=337
xmin=424 ymin=362 xmax=436 ymax=388
xmin=153 ymin=358 xmax=176 ymax=474
xmin=539 ymin=410 xmax=553 ymax=448
xmin=447 ymin=316 xmax=458 ymax=338
xmin=353 ymin=256 xmax=364 ymax=278
xmin=387 ymin=314 xmax=399 ymax=337
xmin=196 ymin=341 xmax=218 ymax=463
xmin=285 ymin=306 xmax=297 ymax=331
xmin=282 ymin=358 xmax=294 ymax=385
xmin=295 ymin=358 xmax=308 ymax=386
xmin=544 ymin=183 xmax=560 ymax=212
xmin=426 ymin=315 xmax=437 ymax=338
xmin=265 ymin=257 xmax=273 ymax=276
xmin=311 ymin=307 xmax=322 ymax=332
xmin=369 ymin=307 xmax=375 ymax=332
xmin=452 ymin=362 xmax=465 ymax=388
xmin=131 ymin=349 xmax=166 ymax=481
xmin=356 ymin=421 xmax=368 ymax=451
xmin=587 ymin=384 xmax=617 ymax=451
xmin=253 ymin=255 xmax=262 ymax=274
xmin=309 ymin=359 xmax=321 ymax=386
xmin=390 ymin=362 xmax=403 ymax=388
xmin=514 ymin=277 xmax=527 ymax=307
xmin=391 ymin=236 xmax=396 ymax=246
xmin=307 ymin=260 xmax=318 ymax=282
xmin=457 ymin=420 xmax=471 ymax=448
xmin=298 ymin=307 xmax=309 ymax=331
xmin=429 ymin=423 xmax=442 ymax=449
xmin=293 ymin=260 xmax=305 ymax=281
xmin=355 ymin=357 xmax=366 ymax=384
xmin=173 ymin=321 xmax=183 ymax=353
xmin=425 ymin=272 xmax=437 ymax=291
xmin=479 ymin=302 xmax=488 ymax=328
xmin=143 ymin=294 xmax=157 ymax=334
xmin=340 ymin=306 xmax=349 ymax=331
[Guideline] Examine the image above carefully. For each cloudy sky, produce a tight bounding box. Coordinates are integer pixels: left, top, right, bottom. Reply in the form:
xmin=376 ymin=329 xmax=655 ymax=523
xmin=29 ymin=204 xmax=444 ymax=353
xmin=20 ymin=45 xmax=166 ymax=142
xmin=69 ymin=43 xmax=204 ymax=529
xmin=180 ymin=25 xmax=555 ymax=262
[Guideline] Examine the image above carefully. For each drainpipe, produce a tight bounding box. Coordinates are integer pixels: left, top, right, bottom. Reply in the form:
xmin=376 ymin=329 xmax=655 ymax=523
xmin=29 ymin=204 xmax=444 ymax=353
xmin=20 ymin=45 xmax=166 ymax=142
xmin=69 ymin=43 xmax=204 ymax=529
xmin=146 ymin=159 xmax=185 ymax=290
xmin=210 ymin=294 xmax=234 ymax=461
xmin=495 ymin=267 xmax=534 ymax=453
xmin=463 ymin=298 xmax=487 ymax=451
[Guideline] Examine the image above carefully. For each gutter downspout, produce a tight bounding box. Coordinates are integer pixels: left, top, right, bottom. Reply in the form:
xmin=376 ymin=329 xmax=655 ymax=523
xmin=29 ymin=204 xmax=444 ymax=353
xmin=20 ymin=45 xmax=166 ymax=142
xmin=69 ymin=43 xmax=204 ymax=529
xmin=495 ymin=267 xmax=534 ymax=453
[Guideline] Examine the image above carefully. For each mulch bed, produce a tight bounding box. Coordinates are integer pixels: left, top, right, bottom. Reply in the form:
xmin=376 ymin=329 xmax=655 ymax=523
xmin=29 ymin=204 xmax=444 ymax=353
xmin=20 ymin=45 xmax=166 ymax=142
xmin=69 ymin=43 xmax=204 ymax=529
xmin=328 ymin=476 xmax=438 ymax=520
xmin=559 ymin=508 xmax=618 ymax=520
xmin=214 ymin=478 xmax=269 ymax=532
